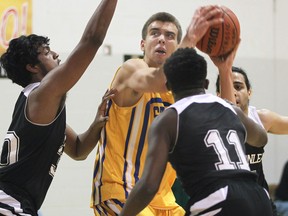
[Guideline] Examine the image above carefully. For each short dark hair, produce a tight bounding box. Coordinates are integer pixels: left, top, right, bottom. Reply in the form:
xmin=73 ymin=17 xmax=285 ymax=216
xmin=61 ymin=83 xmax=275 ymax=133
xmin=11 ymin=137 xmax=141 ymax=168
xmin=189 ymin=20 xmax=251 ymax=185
xmin=164 ymin=48 xmax=207 ymax=94
xmin=215 ymin=66 xmax=252 ymax=93
xmin=0 ymin=34 xmax=50 ymax=87
xmin=141 ymin=12 xmax=182 ymax=43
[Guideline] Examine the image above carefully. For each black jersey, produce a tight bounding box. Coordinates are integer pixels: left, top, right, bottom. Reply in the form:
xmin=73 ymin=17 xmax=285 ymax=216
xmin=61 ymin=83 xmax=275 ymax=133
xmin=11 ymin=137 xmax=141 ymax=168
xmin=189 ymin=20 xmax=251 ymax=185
xmin=246 ymin=106 xmax=268 ymax=190
xmin=245 ymin=144 xmax=268 ymax=189
xmin=0 ymin=83 xmax=66 ymax=213
xmin=168 ymin=94 xmax=254 ymax=198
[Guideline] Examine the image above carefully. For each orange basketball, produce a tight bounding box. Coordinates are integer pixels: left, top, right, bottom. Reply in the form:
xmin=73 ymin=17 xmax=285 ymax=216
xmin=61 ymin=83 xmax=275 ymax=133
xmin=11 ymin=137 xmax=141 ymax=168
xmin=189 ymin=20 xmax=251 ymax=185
xmin=196 ymin=6 xmax=240 ymax=57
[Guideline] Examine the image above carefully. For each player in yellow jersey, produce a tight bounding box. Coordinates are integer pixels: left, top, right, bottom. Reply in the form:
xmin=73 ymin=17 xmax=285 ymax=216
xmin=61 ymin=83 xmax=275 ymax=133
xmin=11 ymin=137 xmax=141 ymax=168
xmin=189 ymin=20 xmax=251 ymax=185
xmin=91 ymin=6 xmax=226 ymax=216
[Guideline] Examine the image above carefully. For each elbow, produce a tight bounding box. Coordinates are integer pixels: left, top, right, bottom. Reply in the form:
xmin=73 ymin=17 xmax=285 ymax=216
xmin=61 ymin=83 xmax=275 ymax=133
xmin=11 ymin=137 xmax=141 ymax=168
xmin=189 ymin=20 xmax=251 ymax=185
xmin=248 ymin=131 xmax=268 ymax=148
xmin=261 ymin=132 xmax=268 ymax=146
xmin=73 ymin=156 xmax=87 ymax=161
xmin=258 ymin=129 xmax=268 ymax=147
xmin=67 ymin=153 xmax=88 ymax=161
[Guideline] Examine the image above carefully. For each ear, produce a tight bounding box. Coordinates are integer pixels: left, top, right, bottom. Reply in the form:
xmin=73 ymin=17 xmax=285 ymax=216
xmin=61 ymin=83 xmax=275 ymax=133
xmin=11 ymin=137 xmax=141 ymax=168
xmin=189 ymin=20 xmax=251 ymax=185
xmin=26 ymin=64 xmax=39 ymax=74
xmin=248 ymin=89 xmax=252 ymax=99
xmin=204 ymin=79 xmax=209 ymax=90
xmin=140 ymin=39 xmax=145 ymax=52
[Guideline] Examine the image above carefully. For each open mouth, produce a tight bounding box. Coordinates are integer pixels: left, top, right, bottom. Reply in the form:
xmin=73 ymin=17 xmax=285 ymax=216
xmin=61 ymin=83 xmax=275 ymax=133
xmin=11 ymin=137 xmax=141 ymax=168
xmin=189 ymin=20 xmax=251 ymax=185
xmin=155 ymin=49 xmax=166 ymax=55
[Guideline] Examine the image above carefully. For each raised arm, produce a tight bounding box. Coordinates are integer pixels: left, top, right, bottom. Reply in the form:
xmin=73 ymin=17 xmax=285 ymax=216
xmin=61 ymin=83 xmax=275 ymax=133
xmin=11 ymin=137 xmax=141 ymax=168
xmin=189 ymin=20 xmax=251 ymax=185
xmin=28 ymin=0 xmax=118 ymax=124
xmin=210 ymin=41 xmax=240 ymax=104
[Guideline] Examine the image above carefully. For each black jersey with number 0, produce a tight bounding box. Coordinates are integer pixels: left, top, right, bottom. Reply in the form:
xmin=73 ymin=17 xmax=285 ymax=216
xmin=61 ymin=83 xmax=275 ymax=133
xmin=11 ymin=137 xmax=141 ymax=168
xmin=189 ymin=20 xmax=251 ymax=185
xmin=0 ymin=83 xmax=66 ymax=212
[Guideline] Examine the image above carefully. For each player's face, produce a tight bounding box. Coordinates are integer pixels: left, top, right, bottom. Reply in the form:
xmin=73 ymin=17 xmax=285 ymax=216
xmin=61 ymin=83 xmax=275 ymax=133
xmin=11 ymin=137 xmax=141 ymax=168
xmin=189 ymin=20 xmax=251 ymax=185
xmin=36 ymin=44 xmax=61 ymax=77
xmin=141 ymin=21 xmax=178 ymax=67
xmin=232 ymin=72 xmax=251 ymax=114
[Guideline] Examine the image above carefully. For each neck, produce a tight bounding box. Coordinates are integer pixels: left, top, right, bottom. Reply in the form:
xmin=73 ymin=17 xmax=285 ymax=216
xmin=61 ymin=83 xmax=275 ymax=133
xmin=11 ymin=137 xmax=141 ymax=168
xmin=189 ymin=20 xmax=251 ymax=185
xmin=174 ymin=88 xmax=205 ymax=102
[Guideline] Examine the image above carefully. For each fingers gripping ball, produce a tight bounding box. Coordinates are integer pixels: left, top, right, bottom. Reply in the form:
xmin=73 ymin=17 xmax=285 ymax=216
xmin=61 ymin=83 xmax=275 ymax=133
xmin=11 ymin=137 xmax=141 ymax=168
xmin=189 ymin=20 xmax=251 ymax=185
xmin=196 ymin=6 xmax=240 ymax=57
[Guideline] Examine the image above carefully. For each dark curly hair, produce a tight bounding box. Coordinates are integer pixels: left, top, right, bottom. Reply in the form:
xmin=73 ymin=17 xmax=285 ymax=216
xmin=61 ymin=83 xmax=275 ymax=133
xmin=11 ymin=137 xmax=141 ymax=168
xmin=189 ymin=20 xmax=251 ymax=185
xmin=0 ymin=34 xmax=50 ymax=87
xmin=164 ymin=48 xmax=207 ymax=94
xmin=142 ymin=12 xmax=182 ymax=43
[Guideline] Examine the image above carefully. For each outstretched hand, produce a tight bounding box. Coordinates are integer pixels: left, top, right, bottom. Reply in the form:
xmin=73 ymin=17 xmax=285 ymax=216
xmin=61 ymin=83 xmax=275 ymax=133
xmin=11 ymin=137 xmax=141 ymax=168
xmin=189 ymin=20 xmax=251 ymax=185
xmin=94 ymin=88 xmax=118 ymax=126
xmin=181 ymin=5 xmax=223 ymax=48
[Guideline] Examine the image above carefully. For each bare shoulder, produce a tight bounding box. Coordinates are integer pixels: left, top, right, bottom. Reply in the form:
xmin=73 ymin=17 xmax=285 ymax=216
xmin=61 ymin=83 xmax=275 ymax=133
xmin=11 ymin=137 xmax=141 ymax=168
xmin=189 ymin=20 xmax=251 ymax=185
xmin=112 ymin=59 xmax=146 ymax=85
xmin=121 ymin=58 xmax=148 ymax=74
xmin=111 ymin=58 xmax=148 ymax=106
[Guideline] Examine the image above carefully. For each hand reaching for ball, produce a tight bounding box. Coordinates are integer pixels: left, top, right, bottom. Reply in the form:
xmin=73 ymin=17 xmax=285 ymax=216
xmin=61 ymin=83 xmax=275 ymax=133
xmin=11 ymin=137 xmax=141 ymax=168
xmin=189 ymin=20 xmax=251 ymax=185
xmin=180 ymin=5 xmax=224 ymax=48
xmin=196 ymin=6 xmax=241 ymax=57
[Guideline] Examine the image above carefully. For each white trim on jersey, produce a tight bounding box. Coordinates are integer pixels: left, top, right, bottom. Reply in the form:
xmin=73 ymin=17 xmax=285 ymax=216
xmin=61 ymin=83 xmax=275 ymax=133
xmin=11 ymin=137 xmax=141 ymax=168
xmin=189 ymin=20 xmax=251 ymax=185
xmin=0 ymin=190 xmax=31 ymax=216
xmin=169 ymin=94 xmax=236 ymax=115
xmin=22 ymin=83 xmax=40 ymax=97
xmin=248 ymin=106 xmax=265 ymax=128
xmin=189 ymin=186 xmax=228 ymax=216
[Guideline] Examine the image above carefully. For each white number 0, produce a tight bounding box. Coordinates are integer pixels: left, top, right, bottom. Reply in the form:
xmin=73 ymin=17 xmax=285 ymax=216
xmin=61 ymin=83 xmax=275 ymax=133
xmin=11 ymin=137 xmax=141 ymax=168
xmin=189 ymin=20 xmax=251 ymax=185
xmin=0 ymin=131 xmax=20 ymax=166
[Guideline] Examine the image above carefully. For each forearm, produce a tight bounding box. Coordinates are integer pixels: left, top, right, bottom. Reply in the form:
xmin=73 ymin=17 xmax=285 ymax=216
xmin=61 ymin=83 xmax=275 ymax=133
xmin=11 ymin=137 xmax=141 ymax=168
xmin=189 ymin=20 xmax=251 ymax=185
xmin=178 ymin=34 xmax=196 ymax=49
xmin=81 ymin=0 xmax=117 ymax=46
xmin=65 ymin=122 xmax=102 ymax=160
xmin=219 ymin=68 xmax=236 ymax=104
xmin=120 ymin=180 xmax=156 ymax=216
xmin=75 ymin=122 xmax=103 ymax=160
xmin=178 ymin=34 xmax=197 ymax=48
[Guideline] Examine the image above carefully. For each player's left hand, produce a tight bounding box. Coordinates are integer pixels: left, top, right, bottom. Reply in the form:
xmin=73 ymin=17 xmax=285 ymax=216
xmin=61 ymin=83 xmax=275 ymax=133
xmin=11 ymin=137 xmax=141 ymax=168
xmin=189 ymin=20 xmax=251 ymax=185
xmin=95 ymin=88 xmax=118 ymax=126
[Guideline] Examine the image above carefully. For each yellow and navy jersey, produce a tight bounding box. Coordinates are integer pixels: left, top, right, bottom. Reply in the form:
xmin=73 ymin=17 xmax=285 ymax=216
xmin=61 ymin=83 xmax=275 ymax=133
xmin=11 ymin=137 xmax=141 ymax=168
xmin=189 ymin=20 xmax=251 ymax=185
xmin=91 ymin=89 xmax=179 ymax=209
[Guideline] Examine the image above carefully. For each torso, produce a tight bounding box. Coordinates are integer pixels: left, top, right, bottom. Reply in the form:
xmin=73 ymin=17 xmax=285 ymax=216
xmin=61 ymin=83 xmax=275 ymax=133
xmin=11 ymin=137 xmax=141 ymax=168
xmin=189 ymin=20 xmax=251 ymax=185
xmin=0 ymin=83 xmax=66 ymax=211
xmin=168 ymin=94 xmax=253 ymax=197
xmin=91 ymin=90 xmax=178 ymax=208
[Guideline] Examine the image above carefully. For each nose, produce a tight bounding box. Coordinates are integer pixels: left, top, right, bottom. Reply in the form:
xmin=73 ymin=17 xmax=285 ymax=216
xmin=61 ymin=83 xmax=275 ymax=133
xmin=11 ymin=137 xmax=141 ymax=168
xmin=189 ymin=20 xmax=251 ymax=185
xmin=158 ymin=35 xmax=165 ymax=44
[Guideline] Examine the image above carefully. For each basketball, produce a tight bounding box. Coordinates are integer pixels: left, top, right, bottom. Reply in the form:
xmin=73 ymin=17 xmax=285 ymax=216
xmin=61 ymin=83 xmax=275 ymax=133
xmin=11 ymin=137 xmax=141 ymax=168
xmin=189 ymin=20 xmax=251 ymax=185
xmin=196 ymin=6 xmax=240 ymax=57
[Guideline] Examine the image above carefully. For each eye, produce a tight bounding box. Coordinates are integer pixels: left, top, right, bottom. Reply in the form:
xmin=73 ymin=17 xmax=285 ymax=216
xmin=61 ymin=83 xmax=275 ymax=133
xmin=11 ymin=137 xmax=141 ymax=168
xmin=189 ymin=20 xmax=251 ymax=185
xmin=234 ymin=84 xmax=242 ymax=91
xmin=166 ymin=32 xmax=176 ymax=40
xmin=151 ymin=30 xmax=160 ymax=37
xmin=150 ymin=29 xmax=160 ymax=37
xmin=43 ymin=47 xmax=51 ymax=55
